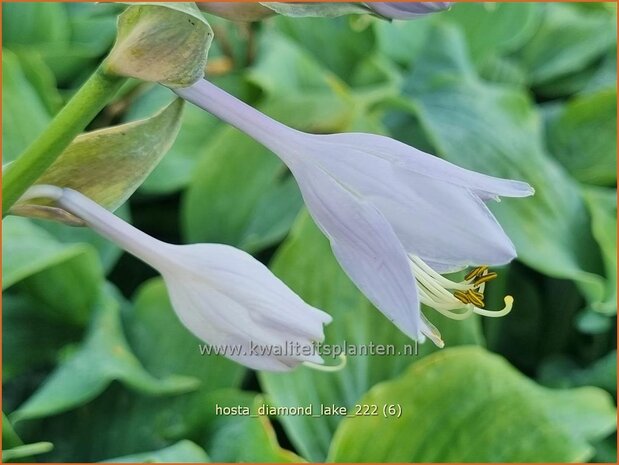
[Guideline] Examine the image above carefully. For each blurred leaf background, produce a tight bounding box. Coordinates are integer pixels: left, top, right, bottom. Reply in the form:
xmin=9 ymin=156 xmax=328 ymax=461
xmin=2 ymin=2 xmax=617 ymax=463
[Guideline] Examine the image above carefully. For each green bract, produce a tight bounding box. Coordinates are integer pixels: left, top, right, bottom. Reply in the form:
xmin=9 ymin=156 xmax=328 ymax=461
xmin=12 ymin=99 xmax=184 ymax=225
xmin=105 ymin=3 xmax=212 ymax=86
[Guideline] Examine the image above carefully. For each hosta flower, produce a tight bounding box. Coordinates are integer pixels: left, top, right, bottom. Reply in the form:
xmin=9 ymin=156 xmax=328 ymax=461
xmin=367 ymin=2 xmax=453 ymax=19
xmin=174 ymin=79 xmax=534 ymax=346
xmin=19 ymin=185 xmax=332 ymax=371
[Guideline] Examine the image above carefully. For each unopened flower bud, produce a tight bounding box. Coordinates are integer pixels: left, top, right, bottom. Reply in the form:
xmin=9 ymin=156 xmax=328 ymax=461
xmin=105 ymin=4 xmax=213 ymax=87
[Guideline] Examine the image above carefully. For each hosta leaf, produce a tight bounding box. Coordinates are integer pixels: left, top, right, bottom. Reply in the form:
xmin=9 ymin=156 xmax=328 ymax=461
xmin=182 ymin=126 xmax=302 ymax=252
xmin=10 ymin=50 xmax=63 ymax=115
xmin=2 ymin=49 xmax=51 ymax=164
xmin=3 ymin=216 xmax=103 ymax=325
xmin=2 ymin=3 xmax=70 ymax=47
xmin=101 ymin=440 xmax=209 ymax=463
xmin=547 ymin=88 xmax=617 ymax=186
xmin=540 ymin=351 xmax=617 ymax=395
xmin=237 ymin=176 xmax=303 ymax=253
xmin=583 ymin=188 xmax=617 ymax=314
xmin=3 ymin=294 xmax=82 ymax=381
xmin=269 ymin=15 xmax=375 ymax=82
xmin=373 ymin=15 xmax=433 ymax=66
xmin=441 ymin=2 xmax=542 ymax=66
xmin=2 ymin=216 xmax=87 ymax=289
xmin=191 ymin=390 xmax=304 ymax=462
xmin=517 ymin=4 xmax=615 ymax=86
xmin=11 ymin=285 xmax=199 ymax=422
xmin=329 ymin=347 xmax=616 ymax=462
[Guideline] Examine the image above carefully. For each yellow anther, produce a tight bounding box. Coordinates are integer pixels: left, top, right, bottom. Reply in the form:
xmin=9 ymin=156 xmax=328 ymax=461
xmin=473 ymin=272 xmax=498 ymax=286
xmin=465 ymin=266 xmax=488 ymax=281
xmin=453 ymin=290 xmax=471 ymax=304
xmin=466 ymin=290 xmax=485 ymax=308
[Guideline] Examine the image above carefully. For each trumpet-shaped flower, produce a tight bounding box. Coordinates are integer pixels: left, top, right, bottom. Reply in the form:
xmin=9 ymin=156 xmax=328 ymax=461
xmin=174 ymin=79 xmax=534 ymax=346
xmin=367 ymin=2 xmax=453 ymax=19
xmin=19 ymin=185 xmax=332 ymax=371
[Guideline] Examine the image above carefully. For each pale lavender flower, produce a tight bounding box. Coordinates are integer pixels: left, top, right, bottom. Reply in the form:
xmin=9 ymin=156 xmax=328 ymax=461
xmin=367 ymin=2 xmax=453 ymax=19
xmin=20 ymin=185 xmax=332 ymax=371
xmin=174 ymin=79 xmax=534 ymax=346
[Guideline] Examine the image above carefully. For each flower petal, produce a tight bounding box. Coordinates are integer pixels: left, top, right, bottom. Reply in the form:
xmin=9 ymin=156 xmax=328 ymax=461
xmin=316 ymin=133 xmax=534 ymax=199
xmin=289 ymin=161 xmax=423 ymax=341
xmin=306 ymin=134 xmax=522 ymax=267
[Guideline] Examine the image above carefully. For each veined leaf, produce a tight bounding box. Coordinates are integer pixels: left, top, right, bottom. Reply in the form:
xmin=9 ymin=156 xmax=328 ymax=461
xmin=11 ymin=285 xmax=199 ymax=422
xmin=329 ymin=347 xmax=616 ymax=462
xmin=101 ymin=440 xmax=209 ymax=463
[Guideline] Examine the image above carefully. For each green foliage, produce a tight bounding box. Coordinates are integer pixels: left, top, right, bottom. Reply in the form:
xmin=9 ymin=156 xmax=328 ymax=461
xmin=11 ymin=285 xmax=199 ymax=422
xmin=2 ymin=2 xmax=616 ymax=463
xmin=517 ymin=4 xmax=615 ymax=87
xmin=328 ymin=347 xmax=616 ymax=462
xmin=2 ymin=50 xmax=51 ymax=163
xmin=101 ymin=441 xmax=209 ymax=463
xmin=3 ymin=3 xmax=121 ymax=84
xmin=191 ymin=390 xmax=304 ymax=462
xmin=547 ymin=88 xmax=617 ymax=186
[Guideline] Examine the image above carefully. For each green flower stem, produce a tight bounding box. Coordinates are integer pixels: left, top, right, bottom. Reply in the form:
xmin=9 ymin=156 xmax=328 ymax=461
xmin=2 ymin=65 xmax=126 ymax=214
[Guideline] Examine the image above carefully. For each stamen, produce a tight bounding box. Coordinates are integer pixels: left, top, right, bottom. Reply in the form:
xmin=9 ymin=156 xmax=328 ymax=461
xmin=469 ymin=290 xmax=484 ymax=299
xmin=473 ymin=272 xmax=498 ymax=286
xmin=409 ymin=256 xmax=513 ymax=331
xmin=417 ymin=286 xmax=472 ymax=318
xmin=465 ymin=266 xmax=488 ymax=281
xmin=453 ymin=290 xmax=471 ymax=304
xmin=416 ymin=266 xmax=466 ymax=302
xmin=410 ymin=255 xmax=471 ymax=290
xmin=466 ymin=290 xmax=485 ymax=308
